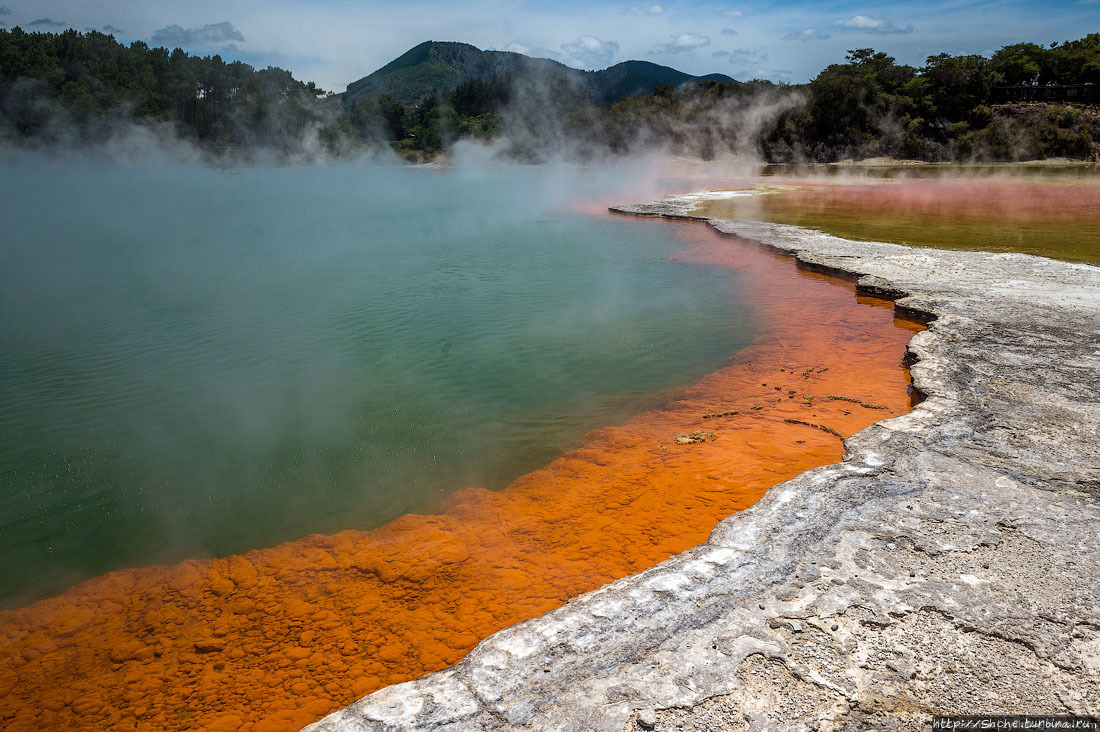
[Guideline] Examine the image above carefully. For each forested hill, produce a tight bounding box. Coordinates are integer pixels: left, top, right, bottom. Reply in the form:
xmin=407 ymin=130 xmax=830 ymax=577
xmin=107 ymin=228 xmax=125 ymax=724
xmin=343 ymin=40 xmax=734 ymax=106
xmin=344 ymin=41 xmax=570 ymax=105
xmin=592 ymin=60 xmax=734 ymax=105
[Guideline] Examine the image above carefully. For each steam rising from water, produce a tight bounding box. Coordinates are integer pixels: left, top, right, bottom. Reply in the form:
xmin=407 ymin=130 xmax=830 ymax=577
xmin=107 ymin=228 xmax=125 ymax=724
xmin=0 ymin=157 xmax=754 ymax=605
xmin=4 ymin=69 xmax=1093 ymax=607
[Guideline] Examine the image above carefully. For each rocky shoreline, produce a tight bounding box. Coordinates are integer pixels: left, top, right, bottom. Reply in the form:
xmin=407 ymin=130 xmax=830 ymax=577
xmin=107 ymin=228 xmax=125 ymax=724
xmin=303 ymin=198 xmax=1100 ymax=731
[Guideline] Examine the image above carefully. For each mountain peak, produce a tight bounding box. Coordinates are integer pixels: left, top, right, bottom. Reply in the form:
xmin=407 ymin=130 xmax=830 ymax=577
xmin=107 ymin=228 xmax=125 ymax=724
xmin=344 ymin=41 xmax=734 ymax=106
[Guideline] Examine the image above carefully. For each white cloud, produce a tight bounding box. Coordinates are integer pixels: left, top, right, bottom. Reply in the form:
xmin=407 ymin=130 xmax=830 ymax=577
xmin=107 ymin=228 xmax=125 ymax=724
xmin=734 ymin=67 xmax=768 ymax=79
xmin=727 ymin=47 xmax=768 ymax=65
xmin=650 ymin=32 xmax=710 ymax=55
xmin=783 ymin=28 xmax=831 ymax=42
xmin=501 ymin=41 xmax=561 ymax=61
xmin=833 ymin=15 xmax=914 ymax=35
xmin=560 ymin=35 xmax=620 ymax=68
xmin=721 ymin=9 xmax=744 ymax=17
xmin=627 ymin=3 xmax=665 ymax=15
xmin=150 ymin=21 xmax=245 ymax=46
xmin=725 ymin=47 xmax=773 ymax=78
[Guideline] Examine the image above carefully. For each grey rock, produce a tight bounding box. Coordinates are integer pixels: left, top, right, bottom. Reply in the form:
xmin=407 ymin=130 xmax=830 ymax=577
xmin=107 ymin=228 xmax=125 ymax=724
xmin=301 ymin=201 xmax=1100 ymax=732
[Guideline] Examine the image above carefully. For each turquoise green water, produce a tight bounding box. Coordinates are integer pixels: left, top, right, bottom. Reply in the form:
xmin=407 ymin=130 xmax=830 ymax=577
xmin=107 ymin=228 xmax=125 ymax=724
xmin=0 ymin=160 xmax=752 ymax=606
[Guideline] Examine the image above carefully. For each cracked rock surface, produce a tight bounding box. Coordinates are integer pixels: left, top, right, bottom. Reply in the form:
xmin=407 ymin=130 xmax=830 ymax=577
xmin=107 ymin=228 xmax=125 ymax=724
xmin=302 ymin=200 xmax=1100 ymax=732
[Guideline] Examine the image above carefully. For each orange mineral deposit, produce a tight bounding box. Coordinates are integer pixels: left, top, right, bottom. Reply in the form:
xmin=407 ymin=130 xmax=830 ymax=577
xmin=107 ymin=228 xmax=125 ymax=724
xmin=0 ymin=219 xmax=924 ymax=732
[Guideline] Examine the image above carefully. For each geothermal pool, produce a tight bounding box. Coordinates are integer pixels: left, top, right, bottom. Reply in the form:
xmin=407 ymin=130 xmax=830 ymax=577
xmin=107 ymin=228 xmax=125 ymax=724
xmin=0 ymin=160 xmax=928 ymax=732
xmin=0 ymin=160 xmax=752 ymax=606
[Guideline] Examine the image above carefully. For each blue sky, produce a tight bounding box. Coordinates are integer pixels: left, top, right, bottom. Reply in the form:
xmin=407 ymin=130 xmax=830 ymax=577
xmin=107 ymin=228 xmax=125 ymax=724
xmin=3 ymin=0 xmax=1097 ymax=92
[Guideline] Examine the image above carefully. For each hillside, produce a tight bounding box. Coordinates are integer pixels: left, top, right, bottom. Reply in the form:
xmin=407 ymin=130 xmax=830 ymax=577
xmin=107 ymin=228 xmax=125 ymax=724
xmin=592 ymin=60 xmax=733 ymax=104
xmin=343 ymin=41 xmax=734 ymax=106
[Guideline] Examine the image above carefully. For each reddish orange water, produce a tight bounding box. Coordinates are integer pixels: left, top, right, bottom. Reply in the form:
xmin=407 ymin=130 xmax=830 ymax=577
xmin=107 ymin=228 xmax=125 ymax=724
xmin=779 ymin=179 xmax=1100 ymax=223
xmin=697 ymin=177 xmax=1100 ymax=265
xmin=0 ymin=220 xmax=923 ymax=732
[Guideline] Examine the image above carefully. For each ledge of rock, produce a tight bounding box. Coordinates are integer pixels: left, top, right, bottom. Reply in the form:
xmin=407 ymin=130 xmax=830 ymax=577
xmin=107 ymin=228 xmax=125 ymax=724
xmin=302 ymin=199 xmax=1100 ymax=731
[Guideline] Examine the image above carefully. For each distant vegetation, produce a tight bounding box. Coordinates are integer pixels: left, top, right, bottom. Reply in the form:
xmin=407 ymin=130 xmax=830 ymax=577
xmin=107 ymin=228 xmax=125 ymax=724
xmin=1 ymin=28 xmax=1098 ymax=162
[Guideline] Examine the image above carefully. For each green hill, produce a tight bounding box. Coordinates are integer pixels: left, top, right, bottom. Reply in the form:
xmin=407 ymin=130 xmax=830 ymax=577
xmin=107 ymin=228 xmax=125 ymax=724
xmin=592 ymin=60 xmax=732 ymax=104
xmin=344 ymin=41 xmax=734 ymax=106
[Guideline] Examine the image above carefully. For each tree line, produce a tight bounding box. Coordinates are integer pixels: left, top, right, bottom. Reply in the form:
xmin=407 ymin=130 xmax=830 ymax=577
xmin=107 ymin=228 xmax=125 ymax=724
xmin=0 ymin=27 xmax=340 ymax=154
xmin=2 ymin=27 xmax=1098 ymax=161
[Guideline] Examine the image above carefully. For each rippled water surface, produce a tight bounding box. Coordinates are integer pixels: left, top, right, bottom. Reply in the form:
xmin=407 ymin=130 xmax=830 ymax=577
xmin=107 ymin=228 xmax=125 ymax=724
xmin=0 ymin=161 xmax=752 ymax=605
